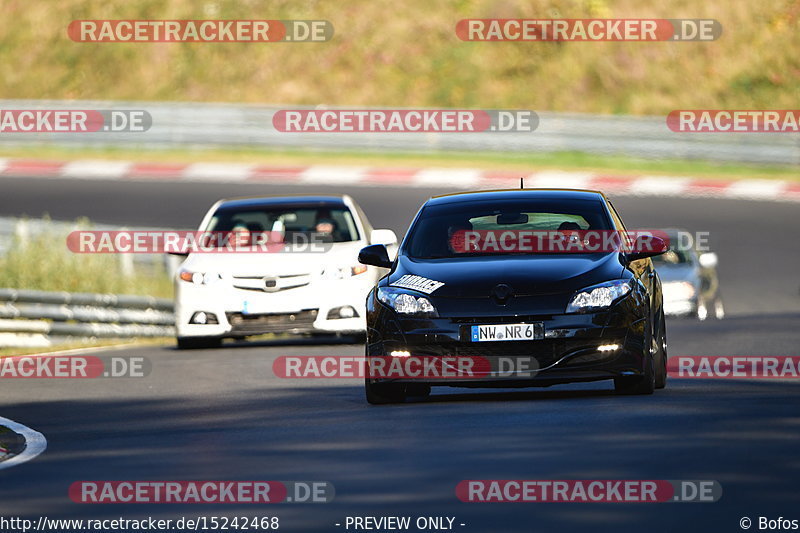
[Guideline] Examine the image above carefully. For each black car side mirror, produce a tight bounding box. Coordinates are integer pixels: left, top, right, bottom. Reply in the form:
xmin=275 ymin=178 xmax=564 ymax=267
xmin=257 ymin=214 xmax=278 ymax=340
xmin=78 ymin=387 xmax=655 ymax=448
xmin=626 ymin=235 xmax=668 ymax=262
xmin=358 ymin=244 xmax=392 ymax=269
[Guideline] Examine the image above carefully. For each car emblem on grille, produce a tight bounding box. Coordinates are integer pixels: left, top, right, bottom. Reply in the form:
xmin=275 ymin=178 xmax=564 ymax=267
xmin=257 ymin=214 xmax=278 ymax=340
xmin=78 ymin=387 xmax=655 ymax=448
xmin=262 ymin=277 xmax=279 ymax=292
xmin=491 ymin=284 xmax=514 ymax=305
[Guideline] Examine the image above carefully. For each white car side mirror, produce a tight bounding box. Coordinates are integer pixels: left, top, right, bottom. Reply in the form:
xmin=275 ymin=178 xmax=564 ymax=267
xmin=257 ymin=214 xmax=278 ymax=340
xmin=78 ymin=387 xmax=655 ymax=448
xmin=370 ymin=229 xmax=397 ymax=246
xmin=698 ymin=252 xmax=718 ymax=269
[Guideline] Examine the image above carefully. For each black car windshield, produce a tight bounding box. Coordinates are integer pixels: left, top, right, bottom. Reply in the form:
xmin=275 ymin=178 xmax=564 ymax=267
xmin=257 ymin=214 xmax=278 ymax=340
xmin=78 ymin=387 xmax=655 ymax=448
xmin=403 ymin=198 xmax=613 ymax=259
xmin=205 ymin=204 xmax=360 ymax=244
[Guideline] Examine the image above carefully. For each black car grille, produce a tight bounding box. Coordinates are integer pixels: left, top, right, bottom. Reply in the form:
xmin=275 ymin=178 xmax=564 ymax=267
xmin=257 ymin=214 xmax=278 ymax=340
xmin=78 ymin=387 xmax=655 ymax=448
xmin=402 ymin=337 xmax=622 ymax=370
xmin=226 ymin=309 xmax=318 ymax=335
xmin=411 ymin=341 xmax=561 ymax=368
xmin=450 ymin=315 xmax=554 ymax=323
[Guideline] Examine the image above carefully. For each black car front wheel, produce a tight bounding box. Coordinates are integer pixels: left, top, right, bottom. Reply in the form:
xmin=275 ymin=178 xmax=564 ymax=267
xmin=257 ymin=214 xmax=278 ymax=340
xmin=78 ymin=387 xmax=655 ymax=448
xmin=614 ymin=320 xmax=656 ymax=395
xmin=654 ymin=308 xmax=668 ymax=389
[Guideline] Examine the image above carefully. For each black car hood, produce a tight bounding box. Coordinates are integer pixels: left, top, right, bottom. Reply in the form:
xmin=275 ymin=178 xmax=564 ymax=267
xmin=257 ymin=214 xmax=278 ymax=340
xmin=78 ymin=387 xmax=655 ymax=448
xmin=389 ymin=253 xmax=625 ymax=299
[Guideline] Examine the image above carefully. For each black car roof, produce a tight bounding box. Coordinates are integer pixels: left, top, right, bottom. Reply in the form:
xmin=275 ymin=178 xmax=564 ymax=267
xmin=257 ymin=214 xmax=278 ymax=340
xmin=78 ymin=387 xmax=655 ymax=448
xmin=428 ymin=189 xmax=607 ymax=205
xmin=216 ymin=196 xmax=347 ymax=209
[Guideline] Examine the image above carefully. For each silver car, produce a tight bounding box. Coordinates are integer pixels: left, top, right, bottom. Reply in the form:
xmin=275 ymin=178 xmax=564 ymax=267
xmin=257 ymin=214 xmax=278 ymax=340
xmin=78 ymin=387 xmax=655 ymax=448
xmin=653 ymin=229 xmax=724 ymax=320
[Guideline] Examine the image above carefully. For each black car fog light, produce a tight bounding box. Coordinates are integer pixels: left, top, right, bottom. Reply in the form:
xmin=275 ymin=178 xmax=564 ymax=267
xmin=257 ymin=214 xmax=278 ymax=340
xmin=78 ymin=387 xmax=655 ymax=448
xmin=327 ymin=306 xmax=359 ymax=319
xmin=597 ymin=343 xmax=620 ymax=352
xmin=190 ymin=311 xmax=219 ymax=325
xmin=545 ymin=329 xmax=569 ymax=338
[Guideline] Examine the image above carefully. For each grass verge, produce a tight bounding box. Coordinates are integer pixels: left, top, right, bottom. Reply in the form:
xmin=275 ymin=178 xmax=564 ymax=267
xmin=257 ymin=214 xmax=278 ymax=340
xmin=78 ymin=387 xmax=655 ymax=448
xmin=0 ymin=217 xmax=172 ymax=298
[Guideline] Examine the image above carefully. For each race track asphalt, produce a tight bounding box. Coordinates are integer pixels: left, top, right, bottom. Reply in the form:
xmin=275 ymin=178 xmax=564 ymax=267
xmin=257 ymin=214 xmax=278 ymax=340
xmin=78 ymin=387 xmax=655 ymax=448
xmin=0 ymin=174 xmax=798 ymax=533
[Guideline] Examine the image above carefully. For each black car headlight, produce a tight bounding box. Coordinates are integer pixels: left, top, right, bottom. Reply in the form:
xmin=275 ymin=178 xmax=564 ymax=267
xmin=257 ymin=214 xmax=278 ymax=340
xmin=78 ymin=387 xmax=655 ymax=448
xmin=566 ymin=279 xmax=632 ymax=313
xmin=377 ymin=287 xmax=438 ymax=317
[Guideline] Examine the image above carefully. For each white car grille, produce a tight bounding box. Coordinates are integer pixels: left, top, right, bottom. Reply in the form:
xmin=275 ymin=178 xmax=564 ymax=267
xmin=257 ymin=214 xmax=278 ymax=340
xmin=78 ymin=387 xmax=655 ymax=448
xmin=232 ymin=274 xmax=311 ymax=293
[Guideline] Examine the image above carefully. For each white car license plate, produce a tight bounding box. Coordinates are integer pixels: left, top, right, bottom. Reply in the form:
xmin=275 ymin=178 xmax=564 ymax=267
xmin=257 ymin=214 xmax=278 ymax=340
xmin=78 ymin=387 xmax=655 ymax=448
xmin=470 ymin=323 xmax=543 ymax=342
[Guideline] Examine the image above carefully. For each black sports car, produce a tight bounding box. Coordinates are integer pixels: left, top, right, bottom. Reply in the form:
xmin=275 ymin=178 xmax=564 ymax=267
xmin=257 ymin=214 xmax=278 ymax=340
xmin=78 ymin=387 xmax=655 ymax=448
xmin=358 ymin=189 xmax=668 ymax=404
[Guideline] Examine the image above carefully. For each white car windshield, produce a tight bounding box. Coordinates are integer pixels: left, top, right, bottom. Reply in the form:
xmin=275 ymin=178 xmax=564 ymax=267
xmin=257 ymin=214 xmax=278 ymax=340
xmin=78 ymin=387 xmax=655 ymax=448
xmin=206 ymin=204 xmax=360 ymax=245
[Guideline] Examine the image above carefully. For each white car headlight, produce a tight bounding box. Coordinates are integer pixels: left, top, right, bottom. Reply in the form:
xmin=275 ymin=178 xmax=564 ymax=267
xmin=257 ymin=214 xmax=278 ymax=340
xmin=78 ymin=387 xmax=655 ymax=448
xmin=321 ymin=265 xmax=368 ymax=280
xmin=178 ymin=270 xmax=222 ymax=285
xmin=566 ymin=279 xmax=632 ymax=313
xmin=377 ymin=287 xmax=438 ymax=317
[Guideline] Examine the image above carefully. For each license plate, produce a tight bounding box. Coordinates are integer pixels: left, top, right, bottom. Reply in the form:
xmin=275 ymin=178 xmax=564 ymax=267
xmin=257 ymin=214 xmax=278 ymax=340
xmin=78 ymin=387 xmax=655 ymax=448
xmin=470 ymin=323 xmax=543 ymax=342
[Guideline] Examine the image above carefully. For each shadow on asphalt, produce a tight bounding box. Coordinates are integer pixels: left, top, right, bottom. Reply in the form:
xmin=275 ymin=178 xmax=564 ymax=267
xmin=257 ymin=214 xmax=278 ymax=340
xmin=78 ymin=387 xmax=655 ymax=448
xmin=1 ymin=377 xmax=798 ymax=531
xmin=413 ymin=386 xmax=616 ymax=404
xmin=168 ymin=334 xmax=365 ymax=352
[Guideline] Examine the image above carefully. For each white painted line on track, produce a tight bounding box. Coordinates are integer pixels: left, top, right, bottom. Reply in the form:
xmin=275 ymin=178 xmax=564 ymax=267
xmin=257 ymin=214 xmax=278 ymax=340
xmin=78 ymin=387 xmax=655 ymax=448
xmin=628 ymin=176 xmax=692 ymax=196
xmin=0 ymin=340 xmax=155 ymax=360
xmin=300 ymin=166 xmax=368 ymax=185
xmin=724 ymin=179 xmax=786 ymax=200
xmin=412 ymin=168 xmax=483 ymax=188
xmin=62 ymin=160 xmax=132 ymax=179
xmin=0 ymin=416 xmax=47 ymax=470
xmin=184 ymin=163 xmax=254 ymax=181
xmin=529 ymin=171 xmax=594 ymax=189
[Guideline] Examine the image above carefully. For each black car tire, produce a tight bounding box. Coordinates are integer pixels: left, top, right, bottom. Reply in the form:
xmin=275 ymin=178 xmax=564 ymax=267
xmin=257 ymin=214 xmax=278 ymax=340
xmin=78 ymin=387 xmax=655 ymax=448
xmin=654 ymin=309 xmax=668 ymax=389
xmin=365 ymin=379 xmax=407 ymax=405
xmin=176 ymin=336 xmax=222 ymax=350
xmin=614 ymin=320 xmax=656 ymax=395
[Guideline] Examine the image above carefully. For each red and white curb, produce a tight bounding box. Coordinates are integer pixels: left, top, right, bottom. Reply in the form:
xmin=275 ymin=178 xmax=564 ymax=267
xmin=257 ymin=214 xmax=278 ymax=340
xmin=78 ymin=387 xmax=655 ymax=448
xmin=0 ymin=415 xmax=47 ymax=470
xmin=1 ymin=158 xmax=798 ymax=203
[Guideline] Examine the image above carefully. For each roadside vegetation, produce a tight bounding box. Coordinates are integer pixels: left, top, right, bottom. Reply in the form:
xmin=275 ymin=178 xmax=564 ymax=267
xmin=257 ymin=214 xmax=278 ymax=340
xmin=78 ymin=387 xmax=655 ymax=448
xmin=0 ymin=217 xmax=173 ymax=298
xmin=1 ymin=0 xmax=797 ymax=113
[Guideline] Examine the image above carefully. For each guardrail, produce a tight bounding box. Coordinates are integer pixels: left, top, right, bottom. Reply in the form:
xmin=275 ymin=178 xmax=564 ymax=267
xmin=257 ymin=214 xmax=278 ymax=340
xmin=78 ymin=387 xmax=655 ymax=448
xmin=0 ymin=288 xmax=174 ymax=349
xmin=1 ymin=99 xmax=797 ymax=165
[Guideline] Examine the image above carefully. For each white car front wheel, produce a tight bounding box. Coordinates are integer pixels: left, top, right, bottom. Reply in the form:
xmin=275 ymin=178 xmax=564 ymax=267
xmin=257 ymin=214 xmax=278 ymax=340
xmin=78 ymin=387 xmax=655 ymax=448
xmin=176 ymin=336 xmax=222 ymax=350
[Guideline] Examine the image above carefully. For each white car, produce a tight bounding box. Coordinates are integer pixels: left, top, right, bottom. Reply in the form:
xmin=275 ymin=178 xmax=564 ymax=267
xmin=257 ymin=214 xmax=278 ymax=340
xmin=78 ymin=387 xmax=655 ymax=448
xmin=173 ymin=195 xmax=396 ymax=349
